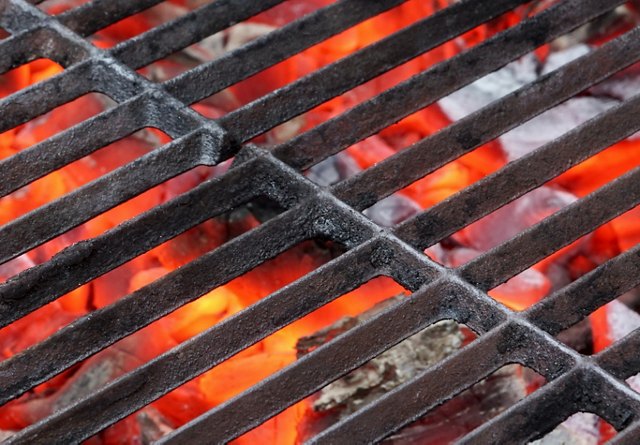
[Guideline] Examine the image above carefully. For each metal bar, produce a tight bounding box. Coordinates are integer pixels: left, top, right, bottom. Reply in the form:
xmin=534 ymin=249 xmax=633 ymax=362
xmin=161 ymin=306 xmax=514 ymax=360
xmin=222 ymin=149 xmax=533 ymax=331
xmin=0 ymin=96 xmax=149 ymax=198
xmin=110 ymin=0 xmax=286 ymax=70
xmin=165 ymin=0 xmax=408 ymax=105
xmin=459 ymin=167 xmax=640 ymax=291
xmin=0 ymin=30 xmax=47 ymax=73
xmin=158 ymin=280 xmax=507 ymax=444
xmin=57 ymin=0 xmax=163 ymax=36
xmin=0 ymin=157 xmax=286 ymax=328
xmin=610 ymin=421 xmax=640 ymax=444
xmin=596 ymin=327 xmax=640 ymax=380
xmin=526 ymin=243 xmax=640 ymax=336
xmin=0 ymin=60 xmax=99 ymax=133
xmin=395 ymin=92 xmax=640 ymax=250
xmin=333 ymin=24 xmax=640 ymax=211
xmin=218 ymin=0 xmax=530 ymax=144
xmin=459 ymin=367 xmax=640 ymax=443
xmin=0 ymin=200 xmax=323 ymax=407
xmin=275 ymin=0 xmax=628 ymax=172
xmin=5 ymin=240 xmax=397 ymax=444
xmin=0 ymin=130 xmax=215 ymax=265
xmin=309 ymin=322 xmax=574 ymax=445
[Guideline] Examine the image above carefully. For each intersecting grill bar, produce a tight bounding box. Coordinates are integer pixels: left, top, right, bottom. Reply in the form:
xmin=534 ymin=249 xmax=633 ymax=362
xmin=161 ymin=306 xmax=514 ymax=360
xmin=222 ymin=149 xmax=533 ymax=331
xmin=0 ymin=0 xmax=640 ymax=443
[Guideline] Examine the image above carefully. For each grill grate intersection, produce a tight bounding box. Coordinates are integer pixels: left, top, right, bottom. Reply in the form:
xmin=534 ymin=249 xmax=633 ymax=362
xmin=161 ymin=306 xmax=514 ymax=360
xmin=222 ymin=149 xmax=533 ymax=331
xmin=0 ymin=0 xmax=638 ymax=443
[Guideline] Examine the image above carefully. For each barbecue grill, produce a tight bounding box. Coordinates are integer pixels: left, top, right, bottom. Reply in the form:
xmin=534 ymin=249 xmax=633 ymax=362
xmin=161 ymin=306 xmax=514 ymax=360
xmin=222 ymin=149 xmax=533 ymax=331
xmin=1 ymin=0 xmax=640 ymax=443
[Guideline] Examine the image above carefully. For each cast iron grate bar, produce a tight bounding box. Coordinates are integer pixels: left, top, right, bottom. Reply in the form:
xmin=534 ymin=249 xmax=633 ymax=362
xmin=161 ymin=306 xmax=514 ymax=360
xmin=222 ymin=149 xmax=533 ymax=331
xmin=3 ymin=55 xmax=640 ymax=417
xmin=331 ymin=25 xmax=640 ymax=211
xmin=0 ymin=0 xmax=638 ymax=443
xmin=1 ymin=47 xmax=636 ymax=417
xmin=273 ymin=0 xmax=629 ymax=171
xmin=57 ymin=0 xmax=165 ymax=37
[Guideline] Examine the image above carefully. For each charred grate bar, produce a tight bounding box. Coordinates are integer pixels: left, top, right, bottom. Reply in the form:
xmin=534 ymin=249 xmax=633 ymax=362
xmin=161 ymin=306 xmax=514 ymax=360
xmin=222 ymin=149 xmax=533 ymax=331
xmin=0 ymin=0 xmax=639 ymax=443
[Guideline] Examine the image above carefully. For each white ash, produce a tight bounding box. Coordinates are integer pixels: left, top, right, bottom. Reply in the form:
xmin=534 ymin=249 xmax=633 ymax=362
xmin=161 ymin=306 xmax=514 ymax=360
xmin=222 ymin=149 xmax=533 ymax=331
xmin=530 ymin=412 xmax=600 ymax=445
xmin=595 ymin=300 xmax=640 ymax=393
xmin=438 ymin=45 xmax=637 ymax=161
xmin=463 ymin=186 xmax=578 ymax=252
xmin=145 ymin=22 xmax=275 ymax=86
xmin=438 ymin=53 xmax=539 ymax=122
xmin=138 ymin=408 xmax=174 ymax=445
xmin=183 ymin=22 xmax=276 ymax=63
xmin=308 ymin=150 xmax=421 ymax=227
xmin=442 ymin=246 xmax=550 ymax=302
xmin=0 ymin=254 xmax=34 ymax=282
xmin=500 ymin=96 xmax=619 ymax=159
xmin=541 ymin=45 xmax=590 ymax=75
xmin=311 ymin=318 xmax=463 ymax=413
xmin=296 ymin=297 xmax=464 ymax=414
xmin=0 ymin=430 xmax=15 ymax=441
xmin=607 ymin=299 xmax=640 ymax=344
xmin=590 ymin=75 xmax=640 ymax=102
xmin=306 ymin=152 xmax=362 ymax=187
xmin=266 ymin=115 xmax=306 ymax=144
xmin=363 ymin=194 xmax=421 ymax=228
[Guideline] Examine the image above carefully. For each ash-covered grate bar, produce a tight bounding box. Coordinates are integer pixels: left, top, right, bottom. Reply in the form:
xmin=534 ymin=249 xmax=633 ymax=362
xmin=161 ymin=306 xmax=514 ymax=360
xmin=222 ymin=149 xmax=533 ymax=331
xmin=163 ymin=0 xmax=409 ymax=104
xmin=0 ymin=0 xmax=525 ymax=265
xmin=216 ymin=0 xmax=534 ymax=143
xmin=273 ymin=0 xmax=628 ymax=171
xmin=57 ymin=0 xmax=164 ymax=37
xmin=331 ymin=25 xmax=640 ymax=211
xmin=0 ymin=0 xmax=639 ymax=443
xmin=460 ymin=367 xmax=640 ymax=443
xmin=526 ymin=243 xmax=640 ymax=336
xmin=459 ymin=167 xmax=640 ymax=290
xmin=110 ymin=0 xmax=289 ymax=70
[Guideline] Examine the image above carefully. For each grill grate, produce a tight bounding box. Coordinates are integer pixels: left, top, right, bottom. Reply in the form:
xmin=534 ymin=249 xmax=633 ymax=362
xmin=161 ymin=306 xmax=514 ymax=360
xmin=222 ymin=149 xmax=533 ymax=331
xmin=0 ymin=0 xmax=639 ymax=443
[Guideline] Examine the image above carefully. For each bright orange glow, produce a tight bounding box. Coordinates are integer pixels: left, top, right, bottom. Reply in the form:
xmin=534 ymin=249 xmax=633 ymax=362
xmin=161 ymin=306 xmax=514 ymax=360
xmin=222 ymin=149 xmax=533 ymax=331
xmin=0 ymin=1 xmax=637 ymax=443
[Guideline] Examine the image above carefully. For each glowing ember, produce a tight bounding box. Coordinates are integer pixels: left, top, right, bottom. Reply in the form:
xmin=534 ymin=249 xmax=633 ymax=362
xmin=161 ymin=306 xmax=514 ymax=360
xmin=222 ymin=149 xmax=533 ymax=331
xmin=1 ymin=0 xmax=639 ymax=443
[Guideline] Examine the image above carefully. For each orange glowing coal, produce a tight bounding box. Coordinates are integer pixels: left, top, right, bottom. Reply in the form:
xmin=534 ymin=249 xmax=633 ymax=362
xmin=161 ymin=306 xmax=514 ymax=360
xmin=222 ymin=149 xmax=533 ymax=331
xmin=0 ymin=1 xmax=639 ymax=443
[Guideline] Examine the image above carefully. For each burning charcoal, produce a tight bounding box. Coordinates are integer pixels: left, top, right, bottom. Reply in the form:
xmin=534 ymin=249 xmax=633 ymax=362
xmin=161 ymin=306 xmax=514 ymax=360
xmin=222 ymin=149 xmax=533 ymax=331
xmin=530 ymin=412 xmax=600 ymax=445
xmin=461 ymin=187 xmax=577 ymax=252
xmin=382 ymin=364 xmax=529 ymax=445
xmin=424 ymin=243 xmax=446 ymax=264
xmin=445 ymin=247 xmax=551 ymax=308
xmin=554 ymin=5 xmax=640 ymax=50
xmin=618 ymin=287 xmax=640 ymax=313
xmin=489 ymin=267 xmax=551 ymax=309
xmin=297 ymin=300 xmax=537 ymax=443
xmin=599 ymin=300 xmax=640 ymax=392
xmin=439 ymin=47 xmax=624 ymax=160
xmin=267 ymin=116 xmax=306 ymax=144
xmin=297 ymin=296 xmax=464 ymax=414
xmin=363 ymin=194 xmax=421 ymax=228
xmin=438 ymin=53 xmax=539 ymax=122
xmin=591 ymin=75 xmax=640 ymax=102
xmin=306 ymin=152 xmax=362 ymax=187
xmin=605 ymin=299 xmax=640 ymax=343
xmin=499 ymin=96 xmax=618 ymax=159
xmin=53 ymin=359 xmax=122 ymax=413
xmin=183 ymin=23 xmax=276 ymax=64
xmin=541 ymin=45 xmax=590 ymax=74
